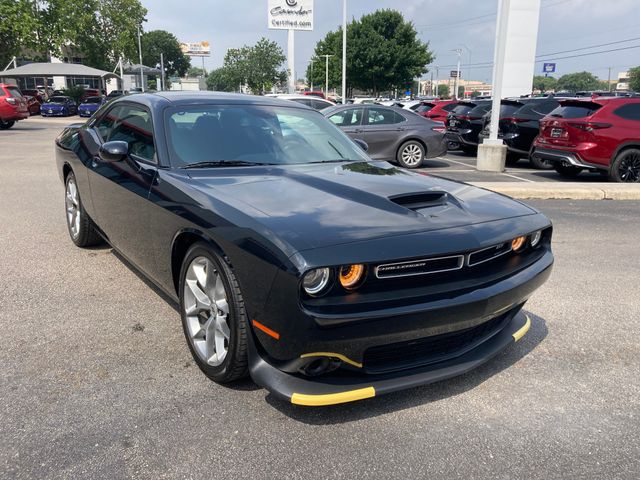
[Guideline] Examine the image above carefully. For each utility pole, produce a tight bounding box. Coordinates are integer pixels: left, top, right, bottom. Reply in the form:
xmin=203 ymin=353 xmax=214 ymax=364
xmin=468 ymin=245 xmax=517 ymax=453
xmin=309 ymin=58 xmax=314 ymax=91
xmin=288 ymin=29 xmax=295 ymax=93
xmin=320 ymin=54 xmax=334 ymax=94
xmin=607 ymin=67 xmax=612 ymax=92
xmin=342 ymin=0 xmax=347 ymax=103
xmin=453 ymin=48 xmax=462 ymax=100
xmin=137 ymin=27 xmax=144 ymax=92
xmin=435 ymin=65 xmax=439 ymax=98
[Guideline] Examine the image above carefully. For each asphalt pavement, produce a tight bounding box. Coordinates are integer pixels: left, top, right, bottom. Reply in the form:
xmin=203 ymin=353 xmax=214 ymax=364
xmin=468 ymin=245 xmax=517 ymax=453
xmin=1 ymin=116 xmax=639 ymax=479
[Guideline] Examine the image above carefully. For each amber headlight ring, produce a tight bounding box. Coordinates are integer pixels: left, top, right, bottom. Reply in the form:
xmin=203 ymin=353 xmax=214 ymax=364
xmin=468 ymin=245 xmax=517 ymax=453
xmin=338 ymin=264 xmax=367 ymax=291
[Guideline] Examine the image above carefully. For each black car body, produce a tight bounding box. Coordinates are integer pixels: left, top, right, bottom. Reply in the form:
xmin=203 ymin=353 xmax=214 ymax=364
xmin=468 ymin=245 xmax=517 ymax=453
xmin=322 ymin=104 xmax=447 ymax=168
xmin=55 ymin=92 xmax=553 ymax=406
xmin=445 ymin=100 xmax=492 ymax=153
xmin=478 ymin=98 xmax=561 ymax=168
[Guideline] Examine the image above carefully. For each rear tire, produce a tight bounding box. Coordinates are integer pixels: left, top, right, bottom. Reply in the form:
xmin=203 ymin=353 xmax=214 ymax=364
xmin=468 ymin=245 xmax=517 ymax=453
xmin=0 ymin=120 xmax=15 ymax=130
xmin=609 ymin=148 xmax=640 ymax=183
xmin=396 ymin=140 xmax=425 ymax=169
xmin=179 ymin=243 xmax=248 ymax=383
xmin=553 ymin=163 xmax=583 ymax=178
xmin=65 ymin=171 xmax=103 ymax=247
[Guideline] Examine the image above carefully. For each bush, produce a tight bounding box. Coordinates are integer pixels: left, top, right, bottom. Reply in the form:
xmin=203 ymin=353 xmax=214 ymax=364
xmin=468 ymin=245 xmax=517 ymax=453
xmin=60 ymin=85 xmax=85 ymax=104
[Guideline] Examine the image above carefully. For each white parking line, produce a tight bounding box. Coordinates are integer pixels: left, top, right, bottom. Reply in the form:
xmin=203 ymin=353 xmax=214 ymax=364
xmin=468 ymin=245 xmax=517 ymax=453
xmin=501 ymin=172 xmax=536 ymax=183
xmin=436 ymin=157 xmax=477 ymax=169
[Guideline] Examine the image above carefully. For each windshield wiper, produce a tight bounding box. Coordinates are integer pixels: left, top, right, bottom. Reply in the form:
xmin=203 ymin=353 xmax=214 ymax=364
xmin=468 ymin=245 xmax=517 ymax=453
xmin=308 ymin=159 xmax=358 ymax=164
xmin=183 ymin=160 xmax=276 ymax=169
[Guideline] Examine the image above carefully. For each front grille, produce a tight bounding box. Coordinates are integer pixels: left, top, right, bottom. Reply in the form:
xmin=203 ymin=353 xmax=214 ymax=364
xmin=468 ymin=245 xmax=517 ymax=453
xmin=468 ymin=242 xmax=512 ymax=266
xmin=375 ymin=255 xmax=464 ymax=279
xmin=363 ymin=312 xmax=510 ymax=374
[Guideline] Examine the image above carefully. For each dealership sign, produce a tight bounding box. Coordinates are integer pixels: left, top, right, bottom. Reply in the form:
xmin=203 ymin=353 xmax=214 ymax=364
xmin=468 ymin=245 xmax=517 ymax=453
xmin=180 ymin=41 xmax=211 ymax=57
xmin=268 ymin=0 xmax=314 ymax=31
xmin=543 ymin=62 xmax=556 ymax=73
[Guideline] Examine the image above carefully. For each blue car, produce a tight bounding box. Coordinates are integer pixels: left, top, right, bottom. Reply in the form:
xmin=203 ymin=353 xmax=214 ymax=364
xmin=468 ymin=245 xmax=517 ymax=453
xmin=78 ymin=96 xmax=106 ymax=117
xmin=41 ymin=96 xmax=77 ymax=117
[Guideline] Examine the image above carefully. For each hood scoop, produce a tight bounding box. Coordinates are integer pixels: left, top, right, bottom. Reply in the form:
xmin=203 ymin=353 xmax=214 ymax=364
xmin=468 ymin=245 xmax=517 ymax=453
xmin=388 ymin=191 xmax=448 ymax=211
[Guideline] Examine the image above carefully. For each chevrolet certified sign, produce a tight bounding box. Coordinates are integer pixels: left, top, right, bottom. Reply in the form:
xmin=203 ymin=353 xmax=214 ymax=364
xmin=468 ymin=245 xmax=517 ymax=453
xmin=268 ymin=0 xmax=313 ymax=31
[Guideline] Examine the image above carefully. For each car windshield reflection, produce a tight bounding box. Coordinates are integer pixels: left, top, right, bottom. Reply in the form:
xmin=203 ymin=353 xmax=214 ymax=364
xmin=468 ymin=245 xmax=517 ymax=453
xmin=166 ymin=105 xmax=370 ymax=168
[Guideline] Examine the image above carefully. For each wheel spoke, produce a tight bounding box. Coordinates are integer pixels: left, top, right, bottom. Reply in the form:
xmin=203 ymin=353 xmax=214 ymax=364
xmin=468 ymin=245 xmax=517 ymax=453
xmin=185 ymin=278 xmax=211 ymax=314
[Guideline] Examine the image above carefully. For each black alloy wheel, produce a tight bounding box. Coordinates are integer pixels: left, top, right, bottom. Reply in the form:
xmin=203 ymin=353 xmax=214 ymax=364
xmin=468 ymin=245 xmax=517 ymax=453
xmin=610 ymin=148 xmax=640 ymax=183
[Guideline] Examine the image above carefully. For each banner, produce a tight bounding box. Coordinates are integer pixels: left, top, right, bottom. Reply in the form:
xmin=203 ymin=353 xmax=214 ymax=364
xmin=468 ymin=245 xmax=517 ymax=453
xmin=180 ymin=41 xmax=211 ymax=57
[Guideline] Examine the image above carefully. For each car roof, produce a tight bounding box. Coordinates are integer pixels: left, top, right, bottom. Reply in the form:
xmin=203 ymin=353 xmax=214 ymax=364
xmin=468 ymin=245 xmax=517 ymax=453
xmin=112 ymin=91 xmax=309 ymax=110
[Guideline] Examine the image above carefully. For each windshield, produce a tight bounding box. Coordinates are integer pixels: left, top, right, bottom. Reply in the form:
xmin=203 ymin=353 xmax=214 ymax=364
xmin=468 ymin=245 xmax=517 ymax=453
xmin=83 ymin=97 xmax=103 ymax=104
xmin=166 ymin=105 xmax=369 ymax=167
xmin=48 ymin=96 xmax=67 ymax=103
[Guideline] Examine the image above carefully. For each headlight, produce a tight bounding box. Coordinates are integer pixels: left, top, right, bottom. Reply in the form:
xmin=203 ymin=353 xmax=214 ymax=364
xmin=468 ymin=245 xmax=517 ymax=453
xmin=530 ymin=230 xmax=542 ymax=248
xmin=511 ymin=236 xmax=527 ymax=252
xmin=338 ymin=264 xmax=366 ymax=290
xmin=302 ymin=268 xmax=331 ymax=296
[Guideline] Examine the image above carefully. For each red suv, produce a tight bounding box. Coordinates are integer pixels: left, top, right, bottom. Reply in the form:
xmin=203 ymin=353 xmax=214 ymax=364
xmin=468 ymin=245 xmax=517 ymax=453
xmin=533 ymin=97 xmax=640 ymax=182
xmin=415 ymin=100 xmax=458 ymax=123
xmin=0 ymin=84 xmax=29 ymax=129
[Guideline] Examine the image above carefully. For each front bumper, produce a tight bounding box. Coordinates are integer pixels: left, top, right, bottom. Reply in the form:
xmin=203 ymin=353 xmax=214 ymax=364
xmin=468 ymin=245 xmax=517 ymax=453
xmin=42 ymin=109 xmax=69 ymax=117
xmin=249 ymin=245 xmax=553 ymax=406
xmin=250 ymin=309 xmax=531 ymax=406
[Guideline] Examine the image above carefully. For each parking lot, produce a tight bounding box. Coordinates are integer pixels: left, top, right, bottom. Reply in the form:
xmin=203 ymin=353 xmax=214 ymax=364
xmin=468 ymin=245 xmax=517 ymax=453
xmin=1 ymin=116 xmax=639 ymax=479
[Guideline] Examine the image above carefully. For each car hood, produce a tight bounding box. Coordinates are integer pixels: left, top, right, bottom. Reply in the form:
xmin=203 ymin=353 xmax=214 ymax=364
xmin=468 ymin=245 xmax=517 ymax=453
xmin=187 ymin=161 xmax=537 ymax=251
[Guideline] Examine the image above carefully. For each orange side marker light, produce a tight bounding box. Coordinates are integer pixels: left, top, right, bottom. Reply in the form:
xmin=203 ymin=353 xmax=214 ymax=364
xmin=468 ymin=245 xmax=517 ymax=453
xmin=252 ymin=319 xmax=280 ymax=340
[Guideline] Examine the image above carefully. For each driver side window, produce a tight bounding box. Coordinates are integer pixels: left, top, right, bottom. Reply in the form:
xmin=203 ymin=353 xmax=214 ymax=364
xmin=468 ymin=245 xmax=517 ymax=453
xmin=95 ymin=105 xmax=156 ymax=163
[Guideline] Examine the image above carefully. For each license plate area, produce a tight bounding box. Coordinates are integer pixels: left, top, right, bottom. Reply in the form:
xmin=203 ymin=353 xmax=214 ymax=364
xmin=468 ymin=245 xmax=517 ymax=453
xmin=550 ymin=128 xmax=563 ymax=138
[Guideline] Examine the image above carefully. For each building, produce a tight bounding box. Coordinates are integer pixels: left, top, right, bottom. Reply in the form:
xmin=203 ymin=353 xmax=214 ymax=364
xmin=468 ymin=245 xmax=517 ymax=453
xmin=0 ymin=62 xmax=119 ymax=92
xmin=423 ymin=79 xmax=493 ymax=98
xmin=616 ymin=71 xmax=630 ymax=92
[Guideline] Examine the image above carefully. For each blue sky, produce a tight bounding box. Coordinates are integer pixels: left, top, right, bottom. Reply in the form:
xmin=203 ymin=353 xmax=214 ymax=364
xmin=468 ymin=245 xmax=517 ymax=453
xmin=143 ymin=0 xmax=640 ymax=82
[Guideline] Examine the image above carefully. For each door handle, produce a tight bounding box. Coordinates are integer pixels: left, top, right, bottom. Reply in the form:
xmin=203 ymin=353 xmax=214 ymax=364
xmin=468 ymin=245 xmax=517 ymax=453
xmin=396 ymin=127 xmax=405 ymax=131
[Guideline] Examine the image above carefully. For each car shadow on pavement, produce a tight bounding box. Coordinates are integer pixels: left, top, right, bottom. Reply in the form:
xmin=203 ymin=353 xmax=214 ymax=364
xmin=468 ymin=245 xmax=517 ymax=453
xmin=423 ymin=159 xmax=453 ymax=169
xmin=265 ymin=311 xmax=548 ymax=424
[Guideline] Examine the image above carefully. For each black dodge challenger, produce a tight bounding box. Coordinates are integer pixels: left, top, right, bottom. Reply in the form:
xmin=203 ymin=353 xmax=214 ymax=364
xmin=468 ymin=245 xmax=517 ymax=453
xmin=55 ymin=92 xmax=553 ymax=406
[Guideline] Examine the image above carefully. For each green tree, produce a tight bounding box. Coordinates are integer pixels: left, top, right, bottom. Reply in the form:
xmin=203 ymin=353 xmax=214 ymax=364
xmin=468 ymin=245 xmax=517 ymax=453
xmin=206 ymin=67 xmax=236 ymax=92
xmin=141 ymin=30 xmax=190 ymax=77
xmin=61 ymin=85 xmax=85 ymax=104
xmin=470 ymin=90 xmax=481 ymax=98
xmin=436 ymin=84 xmax=450 ymax=99
xmin=627 ymin=66 xmax=640 ymax=92
xmin=557 ymin=71 xmax=601 ymax=92
xmin=0 ymin=0 xmax=48 ymax=66
xmin=457 ymin=85 xmax=465 ymax=99
xmin=244 ymin=37 xmax=286 ymax=94
xmin=532 ymin=75 xmax=557 ymax=93
xmin=306 ymin=9 xmax=433 ymax=96
xmin=187 ymin=67 xmax=205 ymax=77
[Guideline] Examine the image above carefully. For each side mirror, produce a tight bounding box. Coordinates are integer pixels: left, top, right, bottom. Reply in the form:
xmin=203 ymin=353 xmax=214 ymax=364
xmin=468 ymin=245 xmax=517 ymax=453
xmin=353 ymin=138 xmax=369 ymax=152
xmin=99 ymin=140 xmax=129 ymax=162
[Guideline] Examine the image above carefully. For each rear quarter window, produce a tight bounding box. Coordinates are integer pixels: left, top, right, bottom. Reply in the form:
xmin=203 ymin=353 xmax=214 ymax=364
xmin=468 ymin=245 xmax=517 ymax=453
xmin=442 ymin=103 xmax=458 ymax=112
xmin=515 ymin=101 xmax=559 ymax=116
xmin=468 ymin=104 xmax=491 ymax=117
xmin=451 ymin=104 xmax=473 ymax=115
xmin=613 ymin=104 xmax=640 ymax=121
xmin=7 ymin=87 xmax=23 ymax=98
xmin=549 ymin=102 xmax=602 ymax=119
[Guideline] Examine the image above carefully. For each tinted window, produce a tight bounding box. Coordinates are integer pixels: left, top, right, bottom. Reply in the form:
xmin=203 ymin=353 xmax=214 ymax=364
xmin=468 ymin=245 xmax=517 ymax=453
xmin=107 ymin=105 xmax=155 ymax=162
xmin=291 ymin=98 xmax=313 ymax=108
xmin=416 ymin=103 xmax=435 ymax=113
xmin=49 ymin=96 xmax=68 ymax=103
xmin=84 ymin=97 xmax=103 ymax=104
xmin=515 ymin=101 xmax=559 ymax=116
xmin=468 ymin=104 xmax=491 ymax=117
xmin=451 ymin=104 xmax=473 ymax=115
xmin=499 ymin=104 xmax=523 ymax=117
xmin=311 ymin=99 xmax=331 ymax=110
xmin=329 ymin=108 xmax=363 ymax=126
xmin=367 ymin=108 xmax=403 ymax=125
xmin=166 ymin=105 xmax=368 ymax=167
xmin=95 ymin=105 xmax=122 ymax=140
xmin=549 ymin=102 xmax=602 ymax=119
xmin=613 ymin=104 xmax=640 ymax=121
xmin=442 ymin=103 xmax=458 ymax=112
xmin=7 ymin=87 xmax=23 ymax=98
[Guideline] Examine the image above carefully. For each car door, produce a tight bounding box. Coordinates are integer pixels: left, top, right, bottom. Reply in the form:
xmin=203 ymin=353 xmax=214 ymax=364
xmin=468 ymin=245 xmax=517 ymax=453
xmin=87 ymin=103 xmax=159 ymax=275
xmin=327 ymin=107 xmax=365 ymax=140
xmin=362 ymin=107 xmax=406 ymax=159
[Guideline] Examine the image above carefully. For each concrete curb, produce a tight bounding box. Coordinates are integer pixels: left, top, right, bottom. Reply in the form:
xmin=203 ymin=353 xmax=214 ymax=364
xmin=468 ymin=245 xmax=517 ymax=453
xmin=470 ymin=182 xmax=640 ymax=200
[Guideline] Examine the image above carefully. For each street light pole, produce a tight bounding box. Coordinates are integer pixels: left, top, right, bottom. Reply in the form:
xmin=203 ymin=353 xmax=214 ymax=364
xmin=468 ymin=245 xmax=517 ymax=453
xmin=320 ymin=54 xmax=334 ymax=94
xmin=342 ymin=0 xmax=347 ymax=103
xmin=309 ymin=58 xmax=314 ymax=91
xmin=453 ymin=48 xmax=462 ymax=100
xmin=435 ymin=65 xmax=439 ymax=98
xmin=137 ymin=27 xmax=144 ymax=92
xmin=160 ymin=53 xmax=165 ymax=91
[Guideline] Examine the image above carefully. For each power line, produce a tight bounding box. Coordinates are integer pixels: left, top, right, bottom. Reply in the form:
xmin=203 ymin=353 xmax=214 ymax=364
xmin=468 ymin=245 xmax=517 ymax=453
xmin=537 ymin=37 xmax=640 ymax=58
xmin=534 ymin=44 xmax=640 ymax=62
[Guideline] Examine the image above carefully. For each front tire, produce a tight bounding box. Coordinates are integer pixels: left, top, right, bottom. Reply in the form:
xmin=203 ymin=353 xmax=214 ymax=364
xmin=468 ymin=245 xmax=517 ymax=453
xmin=553 ymin=163 xmax=583 ymax=178
xmin=179 ymin=243 xmax=248 ymax=383
xmin=609 ymin=148 xmax=640 ymax=183
xmin=65 ymin=171 xmax=103 ymax=247
xmin=0 ymin=120 xmax=15 ymax=130
xmin=397 ymin=140 xmax=425 ymax=168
